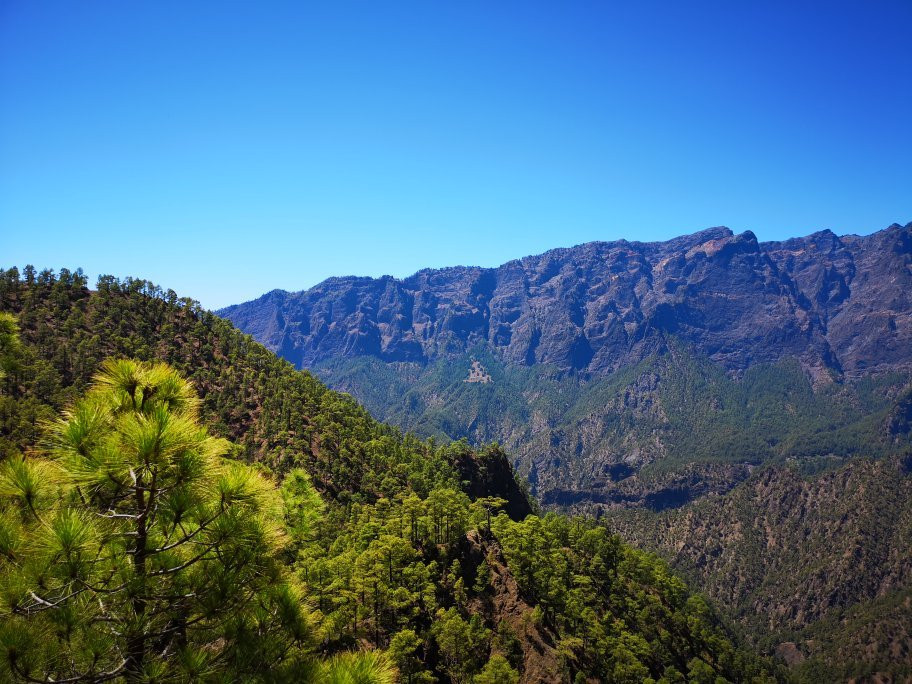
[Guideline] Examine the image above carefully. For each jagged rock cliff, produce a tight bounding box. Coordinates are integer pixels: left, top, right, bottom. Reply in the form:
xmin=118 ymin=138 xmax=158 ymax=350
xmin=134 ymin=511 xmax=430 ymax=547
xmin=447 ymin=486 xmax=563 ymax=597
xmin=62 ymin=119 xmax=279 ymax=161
xmin=221 ymin=223 xmax=912 ymax=379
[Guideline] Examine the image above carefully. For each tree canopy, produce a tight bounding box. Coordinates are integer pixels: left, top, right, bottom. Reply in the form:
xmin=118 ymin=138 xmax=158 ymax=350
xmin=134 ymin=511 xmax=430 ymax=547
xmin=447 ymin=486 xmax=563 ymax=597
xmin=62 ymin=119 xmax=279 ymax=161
xmin=0 ymin=357 xmax=392 ymax=682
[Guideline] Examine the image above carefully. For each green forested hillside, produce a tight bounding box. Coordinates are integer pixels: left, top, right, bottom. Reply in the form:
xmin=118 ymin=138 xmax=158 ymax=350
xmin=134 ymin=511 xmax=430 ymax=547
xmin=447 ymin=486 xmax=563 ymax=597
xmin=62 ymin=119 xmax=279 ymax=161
xmin=311 ymin=323 xmax=912 ymax=681
xmin=609 ymin=458 xmax=912 ymax=682
xmin=314 ymin=346 xmax=909 ymax=507
xmin=0 ymin=267 xmax=776 ymax=682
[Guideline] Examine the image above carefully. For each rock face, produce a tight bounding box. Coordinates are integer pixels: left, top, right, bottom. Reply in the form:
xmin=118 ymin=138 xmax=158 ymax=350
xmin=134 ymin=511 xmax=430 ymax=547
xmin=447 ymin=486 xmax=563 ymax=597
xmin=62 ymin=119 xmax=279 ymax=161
xmin=453 ymin=445 xmax=533 ymax=521
xmin=220 ymin=223 xmax=912 ymax=379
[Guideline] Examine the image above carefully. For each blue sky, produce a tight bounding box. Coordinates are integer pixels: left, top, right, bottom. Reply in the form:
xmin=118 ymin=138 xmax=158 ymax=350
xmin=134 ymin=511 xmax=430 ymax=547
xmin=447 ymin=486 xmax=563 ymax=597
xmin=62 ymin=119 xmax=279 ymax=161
xmin=1 ymin=1 xmax=910 ymax=309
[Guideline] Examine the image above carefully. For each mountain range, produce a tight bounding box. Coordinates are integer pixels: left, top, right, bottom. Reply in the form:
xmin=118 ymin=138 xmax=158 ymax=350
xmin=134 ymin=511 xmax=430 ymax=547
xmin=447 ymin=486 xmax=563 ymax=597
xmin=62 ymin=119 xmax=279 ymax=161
xmin=220 ymin=222 xmax=912 ymax=679
xmin=220 ymin=223 xmax=912 ymax=505
xmin=220 ymin=223 xmax=912 ymax=380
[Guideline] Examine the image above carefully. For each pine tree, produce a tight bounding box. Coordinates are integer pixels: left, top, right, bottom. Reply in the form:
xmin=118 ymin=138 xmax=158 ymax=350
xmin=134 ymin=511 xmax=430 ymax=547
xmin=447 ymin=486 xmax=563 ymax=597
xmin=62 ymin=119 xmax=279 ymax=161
xmin=474 ymin=654 xmax=519 ymax=684
xmin=0 ymin=312 xmax=20 ymax=385
xmin=0 ymin=359 xmax=313 ymax=681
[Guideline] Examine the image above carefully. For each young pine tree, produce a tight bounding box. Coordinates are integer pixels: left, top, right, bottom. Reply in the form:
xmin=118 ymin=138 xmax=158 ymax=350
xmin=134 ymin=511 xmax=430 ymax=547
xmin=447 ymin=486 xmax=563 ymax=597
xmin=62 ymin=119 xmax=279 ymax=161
xmin=0 ymin=312 xmax=20 ymax=386
xmin=0 ymin=359 xmax=314 ymax=681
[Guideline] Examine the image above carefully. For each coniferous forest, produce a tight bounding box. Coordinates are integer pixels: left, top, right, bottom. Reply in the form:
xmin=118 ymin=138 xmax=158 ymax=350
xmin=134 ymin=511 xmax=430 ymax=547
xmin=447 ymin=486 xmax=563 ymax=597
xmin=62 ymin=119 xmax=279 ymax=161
xmin=0 ymin=268 xmax=782 ymax=682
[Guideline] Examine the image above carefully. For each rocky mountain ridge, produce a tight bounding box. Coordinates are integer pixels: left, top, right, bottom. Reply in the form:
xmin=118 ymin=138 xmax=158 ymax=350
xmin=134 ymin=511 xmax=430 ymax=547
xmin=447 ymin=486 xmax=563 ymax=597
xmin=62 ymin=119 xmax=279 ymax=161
xmin=221 ymin=222 xmax=912 ymax=380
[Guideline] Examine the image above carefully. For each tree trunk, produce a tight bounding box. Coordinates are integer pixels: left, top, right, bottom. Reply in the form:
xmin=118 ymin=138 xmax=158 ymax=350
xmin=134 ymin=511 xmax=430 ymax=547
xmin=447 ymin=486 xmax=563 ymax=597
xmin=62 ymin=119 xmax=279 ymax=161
xmin=126 ymin=478 xmax=148 ymax=680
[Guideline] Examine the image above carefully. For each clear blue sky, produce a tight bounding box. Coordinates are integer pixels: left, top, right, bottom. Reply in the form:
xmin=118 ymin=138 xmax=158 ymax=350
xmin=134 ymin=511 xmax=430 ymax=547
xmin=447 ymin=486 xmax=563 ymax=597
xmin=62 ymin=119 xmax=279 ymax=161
xmin=2 ymin=1 xmax=910 ymax=309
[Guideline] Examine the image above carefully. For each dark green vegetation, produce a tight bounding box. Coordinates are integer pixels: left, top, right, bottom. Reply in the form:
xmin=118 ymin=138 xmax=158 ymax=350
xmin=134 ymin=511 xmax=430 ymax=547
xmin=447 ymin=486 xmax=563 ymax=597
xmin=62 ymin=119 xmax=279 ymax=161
xmin=0 ymin=267 xmax=777 ymax=682
xmin=314 ymin=346 xmax=909 ymax=505
xmin=609 ymin=458 xmax=912 ymax=683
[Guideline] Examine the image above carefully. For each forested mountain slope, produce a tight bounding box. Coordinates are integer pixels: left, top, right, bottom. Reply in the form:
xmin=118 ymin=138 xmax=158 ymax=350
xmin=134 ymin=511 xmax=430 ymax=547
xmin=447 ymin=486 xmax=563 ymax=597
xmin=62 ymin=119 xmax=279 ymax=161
xmin=220 ymin=223 xmax=912 ymax=507
xmin=0 ymin=267 xmax=776 ymax=683
xmin=309 ymin=348 xmax=910 ymax=509
xmin=608 ymin=456 xmax=912 ymax=682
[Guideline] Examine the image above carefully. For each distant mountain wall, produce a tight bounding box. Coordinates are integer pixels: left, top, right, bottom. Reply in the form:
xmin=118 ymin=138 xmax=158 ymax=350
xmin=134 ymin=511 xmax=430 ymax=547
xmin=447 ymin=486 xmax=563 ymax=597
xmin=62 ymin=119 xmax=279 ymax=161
xmin=220 ymin=223 xmax=912 ymax=380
